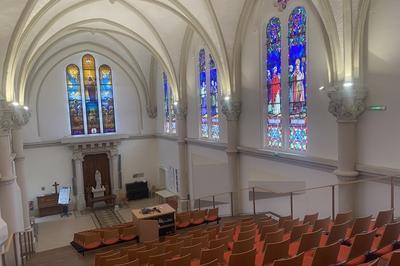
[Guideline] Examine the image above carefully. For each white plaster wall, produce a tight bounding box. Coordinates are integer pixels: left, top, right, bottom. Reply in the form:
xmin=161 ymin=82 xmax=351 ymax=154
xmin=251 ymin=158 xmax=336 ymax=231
xmin=24 ymin=52 xmax=152 ymax=142
xmin=358 ymin=0 xmax=400 ymax=169
xmin=240 ymin=0 xmax=337 ymax=160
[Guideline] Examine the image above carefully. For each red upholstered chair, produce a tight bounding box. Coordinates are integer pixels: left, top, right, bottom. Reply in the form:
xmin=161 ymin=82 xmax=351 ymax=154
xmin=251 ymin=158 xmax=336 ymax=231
xmin=264 ymin=228 xmax=284 ymax=244
xmin=200 ymin=259 xmax=218 ymax=266
xmin=94 ymin=250 xmax=119 ymax=266
xmin=334 ymin=211 xmax=353 ymax=225
xmin=176 ymin=212 xmax=191 ymax=229
xmin=278 ymin=215 xmax=293 ymax=228
xmin=200 ymin=244 xmax=225 ymax=265
xmin=148 ymin=251 xmax=173 ymax=266
xmin=136 ymin=247 xmax=158 ymax=265
xmin=388 ymin=251 xmax=400 ymax=266
xmin=290 ymin=222 xmax=310 ymax=242
xmin=180 ymin=242 xmax=202 ymax=260
xmin=177 ymin=234 xmax=193 ymax=246
xmin=205 ymin=208 xmax=219 ymax=223
xmin=231 ymin=236 xmax=255 ymax=254
xmin=373 ymin=221 xmax=400 ymax=256
xmin=99 ymin=229 xmax=120 ymax=245
xmin=192 ymin=234 xmax=209 ymax=248
xmin=191 ymin=210 xmax=207 ymax=225
xmin=263 ymin=239 xmax=290 ymax=265
xmin=348 ymin=215 xmax=372 ymax=238
xmin=282 ymin=218 xmax=300 ymax=233
xmin=273 ymin=252 xmax=304 ymax=266
xmin=209 ymin=235 xmax=230 ymax=250
xmin=74 ymin=231 xmax=102 ymax=250
xmin=98 ymin=252 xmax=121 ymax=266
xmin=126 ymin=245 xmax=147 ymax=261
xmin=104 ymin=255 xmax=128 ymax=266
xmin=290 ymin=229 xmax=322 ymax=256
xmin=313 ymin=217 xmax=331 ymax=233
xmin=337 ymin=229 xmax=377 ymax=264
xmin=374 ymin=209 xmax=394 ymax=229
xmin=303 ymin=241 xmax=340 ymax=266
xmin=323 ymin=220 xmax=351 ymax=246
xmin=228 ymin=248 xmax=256 ymax=266
xmin=114 ymin=259 xmax=139 ymax=266
xmin=260 ymin=224 xmax=279 ymax=241
xmin=119 ymin=226 xmax=137 ymax=241
xmin=237 ymin=228 xmax=257 ymax=241
xmin=164 ymin=253 xmax=191 ymax=266
xmin=303 ymin=213 xmax=319 ymax=226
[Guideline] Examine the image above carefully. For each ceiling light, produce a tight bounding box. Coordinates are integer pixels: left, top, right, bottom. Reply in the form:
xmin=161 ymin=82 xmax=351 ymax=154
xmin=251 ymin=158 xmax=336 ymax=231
xmin=318 ymin=86 xmax=325 ymax=91
xmin=12 ymin=102 xmax=19 ymax=106
xmin=23 ymin=106 xmax=29 ymax=111
xmin=173 ymin=101 xmax=178 ymax=106
xmin=343 ymin=82 xmax=353 ymax=88
xmin=224 ymin=96 xmax=230 ymax=101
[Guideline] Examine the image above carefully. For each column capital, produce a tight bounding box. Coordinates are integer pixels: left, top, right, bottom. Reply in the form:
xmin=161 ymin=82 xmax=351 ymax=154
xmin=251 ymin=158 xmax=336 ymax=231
xmin=326 ymin=81 xmax=367 ymax=121
xmin=109 ymin=148 xmax=119 ymax=158
xmin=0 ymin=98 xmax=31 ymax=133
xmin=146 ymin=104 xmax=157 ymax=119
xmin=72 ymin=152 xmax=84 ymax=162
xmin=221 ymin=100 xmax=241 ymax=121
xmin=174 ymin=101 xmax=187 ymax=120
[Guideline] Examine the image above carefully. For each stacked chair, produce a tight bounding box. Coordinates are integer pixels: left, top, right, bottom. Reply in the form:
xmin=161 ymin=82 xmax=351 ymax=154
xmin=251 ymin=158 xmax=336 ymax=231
xmin=176 ymin=208 xmax=220 ymax=229
xmin=88 ymin=208 xmax=400 ymax=265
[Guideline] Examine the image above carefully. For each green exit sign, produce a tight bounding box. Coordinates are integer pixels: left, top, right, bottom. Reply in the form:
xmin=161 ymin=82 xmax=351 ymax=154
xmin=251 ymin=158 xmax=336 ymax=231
xmin=368 ymin=105 xmax=387 ymax=111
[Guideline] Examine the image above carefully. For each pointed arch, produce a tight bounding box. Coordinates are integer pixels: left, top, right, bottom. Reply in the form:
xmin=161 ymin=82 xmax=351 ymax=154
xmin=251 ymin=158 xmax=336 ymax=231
xmin=99 ymin=64 xmax=116 ymax=133
xmin=65 ymin=64 xmax=84 ymax=135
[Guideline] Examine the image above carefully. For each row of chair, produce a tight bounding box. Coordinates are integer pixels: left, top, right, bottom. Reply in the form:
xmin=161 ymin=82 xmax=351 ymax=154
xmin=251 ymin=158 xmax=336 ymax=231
xmin=176 ymin=208 xmax=219 ymax=229
xmin=73 ymin=222 xmax=137 ymax=251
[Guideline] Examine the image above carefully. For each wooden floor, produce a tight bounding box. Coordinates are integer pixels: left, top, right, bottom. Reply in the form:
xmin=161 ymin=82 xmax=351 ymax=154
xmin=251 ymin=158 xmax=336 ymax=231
xmin=25 ymin=245 xmax=93 ymax=266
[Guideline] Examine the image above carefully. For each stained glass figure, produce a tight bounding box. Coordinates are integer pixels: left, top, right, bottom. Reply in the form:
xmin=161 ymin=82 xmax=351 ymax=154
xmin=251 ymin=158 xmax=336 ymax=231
xmin=265 ymin=17 xmax=282 ymax=148
xmin=199 ymin=48 xmax=208 ymax=138
xmin=163 ymin=72 xmax=170 ymax=133
xmin=209 ymin=54 xmax=219 ymax=140
xmin=66 ymin=64 xmax=84 ymax=135
xmin=82 ymin=54 xmax=101 ymax=134
xmin=99 ymin=65 xmax=116 ymax=133
xmin=288 ymin=7 xmax=307 ymax=151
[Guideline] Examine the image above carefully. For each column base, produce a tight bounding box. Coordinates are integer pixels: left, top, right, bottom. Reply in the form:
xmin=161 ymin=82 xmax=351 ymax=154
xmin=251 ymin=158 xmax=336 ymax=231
xmin=335 ymin=174 xmax=359 ymax=214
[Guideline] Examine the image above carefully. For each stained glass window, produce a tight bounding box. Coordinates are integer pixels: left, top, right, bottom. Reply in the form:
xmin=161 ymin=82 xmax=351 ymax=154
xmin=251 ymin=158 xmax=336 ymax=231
xmin=265 ymin=17 xmax=282 ymax=148
xmin=209 ymin=54 xmax=219 ymax=140
xmin=288 ymin=7 xmax=307 ymax=151
xmin=82 ymin=54 xmax=101 ymax=134
xmin=66 ymin=64 xmax=84 ymax=135
xmin=99 ymin=65 xmax=116 ymax=133
xmin=163 ymin=72 xmax=176 ymax=134
xmin=199 ymin=48 xmax=208 ymax=138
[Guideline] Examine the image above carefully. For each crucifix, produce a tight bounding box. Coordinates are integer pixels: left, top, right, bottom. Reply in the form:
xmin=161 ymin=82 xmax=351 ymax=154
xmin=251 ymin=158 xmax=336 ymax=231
xmin=52 ymin=182 xmax=60 ymax=194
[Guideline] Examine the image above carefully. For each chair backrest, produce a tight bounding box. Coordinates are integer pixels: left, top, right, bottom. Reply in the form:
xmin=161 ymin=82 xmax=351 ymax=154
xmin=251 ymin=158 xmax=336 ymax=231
xmin=239 ymin=223 xmax=256 ymax=232
xmin=282 ymin=218 xmax=300 ymax=233
xmin=136 ymin=247 xmax=158 ymax=264
xmin=349 ymin=215 xmax=372 ymax=238
xmin=297 ymin=229 xmax=322 ymax=254
xmin=388 ymin=251 xmax=400 ymax=266
xmin=98 ymin=252 xmax=121 ymax=266
xmin=334 ymin=211 xmax=353 ymax=225
xmin=144 ymin=239 xmax=159 ymax=248
xmin=290 ymin=222 xmax=310 ymax=242
xmin=200 ymin=244 xmax=224 ymax=264
xmin=278 ymin=215 xmax=292 ymax=228
xmin=326 ymin=220 xmax=351 ymax=245
xmin=261 ymin=223 xmax=279 ymax=240
xmin=209 ymin=235 xmax=230 ymax=249
xmin=114 ymin=259 xmax=139 ymax=266
xmin=375 ymin=209 xmax=394 ymax=229
xmin=347 ymin=229 xmax=376 ymax=261
xmin=228 ymin=248 xmax=256 ymax=266
xmin=94 ymin=250 xmax=118 ymax=266
xmin=153 ymin=240 xmax=169 ymax=253
xmin=207 ymin=208 xmax=219 ymax=218
xmin=126 ymin=246 xmax=147 ymax=261
xmin=265 ymin=228 xmax=284 ymax=244
xmin=240 ymin=217 xmax=255 ymax=224
xmin=192 ymin=234 xmax=209 ymax=248
xmin=180 ymin=242 xmax=202 ymax=260
xmin=200 ymin=258 xmax=218 ymax=266
xmin=120 ymin=244 xmax=138 ymax=256
xmin=313 ymin=217 xmax=331 ymax=232
xmin=177 ymin=234 xmax=193 ymax=246
xmin=377 ymin=221 xmax=400 ymax=249
xmin=165 ymin=240 xmax=185 ymax=257
xmin=191 ymin=210 xmax=207 ymax=221
xmin=165 ymin=234 xmax=179 ymax=243
xmin=232 ymin=236 xmax=255 ymax=254
xmin=310 ymin=241 xmax=340 ymax=266
xmin=190 ymin=228 xmax=205 ymax=237
xmin=221 ymin=224 xmax=236 ymax=232
xmin=218 ymin=228 xmax=234 ymax=241
xmin=263 ymin=239 xmax=290 ymax=265
xmin=237 ymin=228 xmax=256 ymax=241
xmin=273 ymin=252 xmax=304 ymax=266
xmin=164 ymin=253 xmax=191 ymax=266
xmin=303 ymin=213 xmax=319 ymax=226
xmin=177 ymin=212 xmax=191 ymax=223
xmin=206 ymin=228 xmax=218 ymax=240
xmin=104 ymin=255 xmax=128 ymax=266
xmin=147 ymin=251 xmax=173 ymax=266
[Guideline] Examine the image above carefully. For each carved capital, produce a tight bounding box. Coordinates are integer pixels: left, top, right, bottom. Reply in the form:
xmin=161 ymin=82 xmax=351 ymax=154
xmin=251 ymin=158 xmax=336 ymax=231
xmin=327 ymin=82 xmax=367 ymax=121
xmin=274 ymin=0 xmax=289 ymax=11
xmin=146 ymin=105 xmax=157 ymax=119
xmin=72 ymin=152 xmax=84 ymax=162
xmin=221 ymin=100 xmax=241 ymax=121
xmin=12 ymin=106 xmax=31 ymax=129
xmin=0 ymin=98 xmax=31 ymax=132
xmin=174 ymin=101 xmax=187 ymax=120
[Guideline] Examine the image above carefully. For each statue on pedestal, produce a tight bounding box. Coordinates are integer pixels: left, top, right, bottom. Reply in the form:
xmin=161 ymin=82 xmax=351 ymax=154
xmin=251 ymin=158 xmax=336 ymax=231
xmin=91 ymin=170 xmax=106 ymax=198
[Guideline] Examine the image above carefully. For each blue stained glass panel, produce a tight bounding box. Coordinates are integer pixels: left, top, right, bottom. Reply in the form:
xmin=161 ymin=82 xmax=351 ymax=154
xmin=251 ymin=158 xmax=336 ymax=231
xmin=266 ymin=17 xmax=282 ymax=148
xmin=288 ymin=7 xmax=307 ymax=151
xmin=82 ymin=54 xmax=100 ymax=134
xmin=163 ymin=72 xmax=170 ymax=133
xmin=99 ymin=65 xmax=116 ymax=133
xmin=66 ymin=64 xmax=84 ymax=135
xmin=199 ymin=49 xmax=208 ymax=138
xmin=209 ymin=54 xmax=219 ymax=140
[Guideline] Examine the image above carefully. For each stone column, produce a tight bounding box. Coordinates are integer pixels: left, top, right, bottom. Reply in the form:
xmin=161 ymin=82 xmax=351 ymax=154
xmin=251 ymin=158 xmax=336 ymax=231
xmin=222 ymin=100 xmax=241 ymax=215
xmin=175 ymin=103 xmax=189 ymax=210
xmin=0 ymin=98 xmax=24 ymax=234
xmin=328 ymin=84 xmax=367 ymax=212
xmin=11 ymin=106 xmax=30 ymax=229
xmin=72 ymin=152 xmax=86 ymax=211
xmin=110 ymin=149 xmax=120 ymax=196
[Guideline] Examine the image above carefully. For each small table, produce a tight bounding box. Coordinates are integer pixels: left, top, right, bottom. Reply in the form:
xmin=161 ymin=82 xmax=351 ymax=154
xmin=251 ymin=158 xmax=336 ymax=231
xmin=87 ymin=194 xmax=116 ymax=209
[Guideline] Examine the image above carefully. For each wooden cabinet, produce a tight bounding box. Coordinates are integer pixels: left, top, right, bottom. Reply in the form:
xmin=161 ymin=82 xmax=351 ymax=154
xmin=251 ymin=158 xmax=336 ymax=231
xmin=37 ymin=194 xmax=62 ymax=217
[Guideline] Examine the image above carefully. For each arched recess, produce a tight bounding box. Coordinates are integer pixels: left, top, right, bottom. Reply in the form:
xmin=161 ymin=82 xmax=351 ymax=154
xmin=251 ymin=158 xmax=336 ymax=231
xmin=29 ymin=43 xmax=146 ymax=136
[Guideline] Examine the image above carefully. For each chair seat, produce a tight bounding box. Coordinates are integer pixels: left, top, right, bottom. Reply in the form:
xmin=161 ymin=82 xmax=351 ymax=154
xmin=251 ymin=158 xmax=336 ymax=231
xmin=191 ymin=219 xmax=205 ymax=225
xmin=177 ymin=222 xmax=190 ymax=229
xmin=82 ymin=241 xmax=101 ymax=250
xmin=206 ymin=215 xmax=218 ymax=222
xmin=343 ymin=255 xmax=368 ymax=266
xmin=120 ymin=234 xmax=136 ymax=241
xmin=103 ymin=237 xmax=119 ymax=245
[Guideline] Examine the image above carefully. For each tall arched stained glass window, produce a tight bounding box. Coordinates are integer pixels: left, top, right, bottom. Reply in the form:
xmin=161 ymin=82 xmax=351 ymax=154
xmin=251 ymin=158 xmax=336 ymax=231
xmin=199 ymin=48 xmax=208 ymax=138
xmin=163 ymin=72 xmax=176 ymax=134
xmin=99 ymin=65 xmax=116 ymax=133
xmin=265 ymin=17 xmax=282 ymax=148
xmin=209 ymin=54 xmax=219 ymax=140
xmin=288 ymin=7 xmax=307 ymax=151
xmin=82 ymin=54 xmax=101 ymax=134
xmin=66 ymin=64 xmax=84 ymax=135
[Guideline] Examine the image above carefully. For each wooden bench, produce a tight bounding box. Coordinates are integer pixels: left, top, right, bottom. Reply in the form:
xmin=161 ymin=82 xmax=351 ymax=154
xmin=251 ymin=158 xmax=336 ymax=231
xmin=87 ymin=194 xmax=116 ymax=209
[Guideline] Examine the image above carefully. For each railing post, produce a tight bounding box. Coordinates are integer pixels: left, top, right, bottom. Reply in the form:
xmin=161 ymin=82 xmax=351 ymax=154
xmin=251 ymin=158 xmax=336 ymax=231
xmin=198 ymin=198 xmax=201 ymax=211
xmin=230 ymin=192 xmax=234 ymax=217
xmin=290 ymin=192 xmax=293 ymax=218
xmin=391 ymin=176 xmax=395 ymax=210
xmin=13 ymin=234 xmax=18 ymax=266
xmin=331 ymin=185 xmax=335 ymax=220
xmin=1 ymin=253 xmax=5 ymax=266
xmin=212 ymin=196 xmax=215 ymax=209
xmin=252 ymin=187 xmax=256 ymax=215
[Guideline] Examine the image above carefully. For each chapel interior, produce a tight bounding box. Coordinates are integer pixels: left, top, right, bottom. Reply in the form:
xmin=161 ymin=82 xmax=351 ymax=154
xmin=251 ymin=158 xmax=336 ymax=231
xmin=0 ymin=0 xmax=399 ymax=266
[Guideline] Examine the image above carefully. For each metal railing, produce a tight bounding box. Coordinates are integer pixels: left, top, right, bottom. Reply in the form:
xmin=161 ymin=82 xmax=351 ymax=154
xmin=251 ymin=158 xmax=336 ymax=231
xmin=178 ymin=175 xmax=400 ymax=219
xmin=1 ymin=229 xmax=35 ymax=266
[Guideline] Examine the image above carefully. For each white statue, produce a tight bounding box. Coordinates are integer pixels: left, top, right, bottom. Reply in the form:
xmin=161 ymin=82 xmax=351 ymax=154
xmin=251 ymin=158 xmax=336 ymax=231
xmin=95 ymin=170 xmax=102 ymax=190
xmin=92 ymin=170 xmax=105 ymax=198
